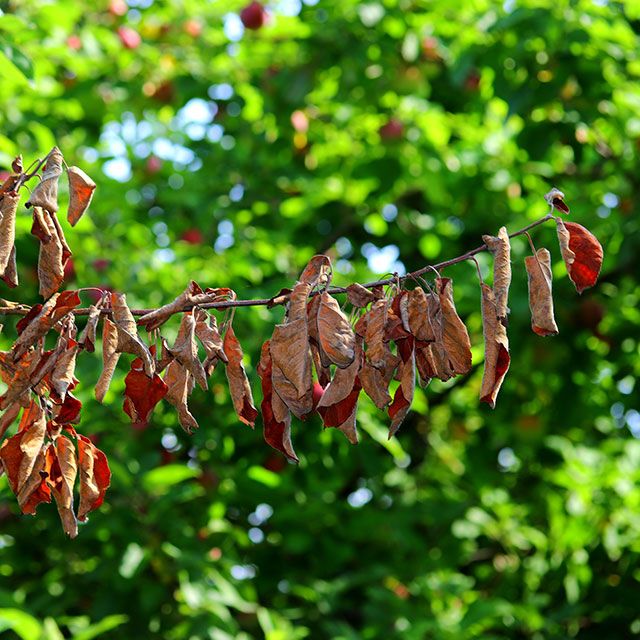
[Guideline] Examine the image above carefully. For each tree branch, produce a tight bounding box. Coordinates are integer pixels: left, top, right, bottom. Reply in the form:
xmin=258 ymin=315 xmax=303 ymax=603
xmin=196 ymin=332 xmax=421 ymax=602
xmin=0 ymin=213 xmax=556 ymax=318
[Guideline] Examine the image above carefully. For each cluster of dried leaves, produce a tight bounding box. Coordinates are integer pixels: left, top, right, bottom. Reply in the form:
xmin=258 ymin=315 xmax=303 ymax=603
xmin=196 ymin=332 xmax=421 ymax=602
xmin=0 ymin=153 xmax=604 ymax=536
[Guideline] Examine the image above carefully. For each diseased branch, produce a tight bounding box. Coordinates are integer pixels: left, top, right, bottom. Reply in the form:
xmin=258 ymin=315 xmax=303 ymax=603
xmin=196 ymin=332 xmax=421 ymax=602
xmin=0 ymin=213 xmax=556 ymax=318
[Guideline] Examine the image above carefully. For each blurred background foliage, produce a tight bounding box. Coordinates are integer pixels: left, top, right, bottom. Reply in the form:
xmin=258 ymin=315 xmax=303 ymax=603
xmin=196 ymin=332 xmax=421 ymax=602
xmin=0 ymin=0 xmax=639 ymax=638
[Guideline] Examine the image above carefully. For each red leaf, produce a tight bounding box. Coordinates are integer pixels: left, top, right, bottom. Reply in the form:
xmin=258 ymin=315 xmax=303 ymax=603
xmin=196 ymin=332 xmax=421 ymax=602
xmin=16 ymin=304 xmax=42 ymax=334
xmin=317 ymin=377 xmax=361 ymax=427
xmin=557 ymin=220 xmax=604 ymax=294
xmin=77 ymin=434 xmax=111 ymax=521
xmin=122 ymin=357 xmax=168 ymax=426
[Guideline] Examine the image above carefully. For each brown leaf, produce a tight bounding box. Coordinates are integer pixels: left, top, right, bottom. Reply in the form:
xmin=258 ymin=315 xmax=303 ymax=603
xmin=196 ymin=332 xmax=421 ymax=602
xmin=95 ymin=317 xmax=119 ymax=403
xmin=316 ymin=292 xmax=356 ymax=368
xmin=48 ymin=435 xmax=78 ymax=538
xmin=346 ymin=283 xmax=378 ymax=308
xmin=257 ymin=340 xmax=297 ymax=463
xmin=0 ymin=401 xmax=22 ymax=441
xmin=51 ymin=391 xmax=82 ymax=426
xmin=50 ymin=337 xmax=79 ymax=402
xmin=525 ymin=248 xmax=559 ymax=336
xmin=169 ymin=313 xmax=207 ymax=390
xmin=0 ymin=244 xmax=18 ymax=288
xmin=77 ymin=434 xmax=111 ymax=522
xmin=33 ymin=208 xmax=68 ymax=299
xmin=364 ymin=298 xmax=390 ymax=369
xmin=123 ymin=356 xmax=168 ymax=426
xmin=0 ymin=401 xmax=47 ymax=502
xmin=164 ymin=360 xmax=199 ymax=434
xmin=194 ymin=309 xmax=227 ymax=375
xmin=545 ymin=187 xmax=570 ymax=215
xmin=78 ymin=303 xmax=102 ymax=352
xmin=0 ymin=190 xmax=19 ymax=276
xmin=317 ymin=338 xmax=363 ymax=444
xmin=26 ymin=147 xmax=63 ymax=213
xmin=111 ymin=293 xmax=154 ymax=376
xmin=17 ymin=444 xmax=51 ymax=515
xmin=388 ymin=336 xmax=415 ymax=438
xmin=406 ymin=287 xmax=435 ymax=342
xmin=482 ymin=226 xmax=511 ymax=321
xmin=67 ymin=166 xmax=96 ymax=226
xmin=479 ymin=283 xmax=511 ymax=408
xmin=223 ymin=325 xmax=258 ymax=427
xmin=436 ymin=278 xmax=472 ymax=376
xmin=298 ymin=254 xmax=332 ymax=286
xmin=556 ymin=219 xmax=603 ymax=294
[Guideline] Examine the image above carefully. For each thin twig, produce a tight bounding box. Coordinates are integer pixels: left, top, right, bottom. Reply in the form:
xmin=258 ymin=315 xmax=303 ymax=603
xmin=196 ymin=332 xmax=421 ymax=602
xmin=0 ymin=213 xmax=556 ymax=318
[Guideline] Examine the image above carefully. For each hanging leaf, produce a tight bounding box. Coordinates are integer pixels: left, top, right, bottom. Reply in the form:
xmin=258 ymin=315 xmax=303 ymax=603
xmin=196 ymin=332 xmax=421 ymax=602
xmin=223 ymin=325 xmax=259 ymax=427
xmin=78 ymin=303 xmax=102 ymax=352
xmin=257 ymin=340 xmax=297 ymax=463
xmin=388 ymin=336 xmax=415 ymax=438
xmin=26 ymin=147 xmax=63 ymax=213
xmin=298 ymin=254 xmax=332 ymax=286
xmin=0 ymin=244 xmax=18 ymax=288
xmin=168 ymin=312 xmax=207 ymax=390
xmin=67 ymin=166 xmax=96 ymax=226
xmin=122 ymin=356 xmax=168 ymax=426
xmin=482 ymin=226 xmax=511 ymax=322
xmin=0 ymin=401 xmax=22 ymax=440
xmin=111 ymin=293 xmax=154 ymax=376
xmin=47 ymin=435 xmax=78 ymax=538
xmin=346 ymin=282 xmax=378 ymax=308
xmin=164 ymin=360 xmax=199 ymax=434
xmin=51 ymin=391 xmax=82 ymax=426
xmin=406 ymin=287 xmax=435 ymax=342
xmin=32 ymin=208 xmax=71 ymax=299
xmin=95 ymin=318 xmax=119 ymax=404
xmin=316 ymin=292 xmax=356 ymax=368
xmin=436 ymin=278 xmax=472 ymax=376
xmin=556 ymin=219 xmax=603 ymax=294
xmin=194 ymin=309 xmax=227 ymax=375
xmin=77 ymin=434 xmax=111 ymax=522
xmin=364 ymin=298 xmax=390 ymax=369
xmin=50 ymin=336 xmax=79 ymax=402
xmin=0 ymin=191 xmax=19 ymax=276
xmin=525 ymin=248 xmax=559 ymax=336
xmin=479 ymin=283 xmax=510 ymax=408
xmin=317 ymin=338 xmax=363 ymax=444
xmin=0 ymin=155 xmax=21 ymax=196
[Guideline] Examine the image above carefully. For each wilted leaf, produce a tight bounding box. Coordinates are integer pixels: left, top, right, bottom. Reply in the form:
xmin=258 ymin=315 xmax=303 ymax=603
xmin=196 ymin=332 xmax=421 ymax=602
xmin=164 ymin=360 xmax=199 ymax=434
xmin=317 ymin=338 xmax=363 ymax=444
xmin=436 ymin=278 xmax=472 ymax=376
xmin=482 ymin=226 xmax=511 ymax=322
xmin=316 ymin=292 xmax=356 ymax=368
xmin=556 ymin=219 xmax=603 ymax=294
xmin=0 ymin=191 xmax=19 ymax=276
xmin=32 ymin=208 xmax=68 ymax=300
xmin=123 ymin=356 xmax=168 ymax=426
xmin=525 ymin=248 xmax=559 ymax=336
xmin=194 ymin=309 xmax=227 ymax=375
xmin=67 ymin=166 xmax=96 ymax=226
xmin=415 ymin=340 xmax=438 ymax=386
xmin=48 ymin=435 xmax=78 ymax=538
xmin=78 ymin=303 xmax=102 ymax=352
xmin=346 ymin=283 xmax=378 ymax=308
xmin=0 ymin=244 xmax=18 ymax=288
xmin=406 ymin=287 xmax=435 ymax=342
xmin=223 ymin=325 xmax=258 ymax=427
xmin=50 ymin=336 xmax=79 ymax=402
xmin=0 ymin=401 xmax=21 ymax=440
xmin=51 ymin=391 xmax=82 ymax=425
xmin=168 ymin=312 xmax=207 ymax=390
xmin=388 ymin=336 xmax=415 ymax=438
xmin=364 ymin=298 xmax=390 ymax=369
xmin=95 ymin=317 xmax=119 ymax=402
xmin=77 ymin=434 xmax=111 ymax=522
xmin=257 ymin=340 xmax=297 ymax=463
xmin=298 ymin=254 xmax=331 ymax=286
xmin=17 ymin=444 xmax=51 ymax=515
xmin=480 ymin=283 xmax=510 ymax=408
xmin=26 ymin=147 xmax=63 ymax=213
xmin=545 ymin=187 xmax=570 ymax=214
xmin=111 ymin=293 xmax=154 ymax=376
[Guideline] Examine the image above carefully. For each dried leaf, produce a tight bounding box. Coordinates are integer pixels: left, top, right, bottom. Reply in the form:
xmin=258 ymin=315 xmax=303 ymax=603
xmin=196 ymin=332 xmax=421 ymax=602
xmin=364 ymin=298 xmax=390 ymax=369
xmin=415 ymin=340 xmax=437 ymax=386
xmin=169 ymin=313 xmax=207 ymax=390
xmin=33 ymin=208 xmax=67 ymax=299
xmin=48 ymin=435 xmax=78 ymax=538
xmin=164 ymin=360 xmax=199 ymax=434
xmin=257 ymin=340 xmax=297 ymax=463
xmin=482 ymin=226 xmax=511 ymax=321
xmin=480 ymin=283 xmax=511 ymax=408
xmin=0 ymin=190 xmax=19 ymax=275
xmin=111 ymin=293 xmax=154 ymax=376
xmin=0 ymin=401 xmax=22 ymax=440
xmin=78 ymin=304 xmax=101 ymax=352
xmin=17 ymin=444 xmax=51 ymax=515
xmin=406 ymin=287 xmax=435 ymax=342
xmin=346 ymin=283 xmax=377 ymax=308
xmin=26 ymin=147 xmax=63 ymax=213
xmin=545 ymin=188 xmax=570 ymax=214
xmin=223 ymin=325 xmax=258 ymax=427
xmin=123 ymin=356 xmax=168 ymax=426
xmin=436 ymin=278 xmax=472 ymax=375
xmin=316 ymin=292 xmax=356 ymax=368
xmin=77 ymin=434 xmax=111 ymax=522
xmin=388 ymin=336 xmax=415 ymax=437
xmin=50 ymin=337 xmax=79 ymax=402
xmin=556 ymin=219 xmax=603 ymax=294
xmin=95 ymin=317 xmax=119 ymax=402
xmin=51 ymin=391 xmax=82 ymax=425
xmin=194 ymin=309 xmax=227 ymax=375
xmin=298 ymin=254 xmax=332 ymax=286
xmin=317 ymin=339 xmax=363 ymax=444
xmin=67 ymin=166 xmax=96 ymax=226
xmin=525 ymin=248 xmax=559 ymax=336
xmin=0 ymin=244 xmax=18 ymax=288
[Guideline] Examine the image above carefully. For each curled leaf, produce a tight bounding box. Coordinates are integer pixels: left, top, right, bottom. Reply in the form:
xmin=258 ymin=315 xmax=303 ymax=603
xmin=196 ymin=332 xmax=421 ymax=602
xmin=33 ymin=208 xmax=69 ymax=300
xmin=77 ymin=434 xmax=111 ymax=522
xmin=525 ymin=248 xmax=558 ymax=336
xmin=48 ymin=435 xmax=78 ymax=538
xmin=223 ymin=325 xmax=258 ymax=427
xmin=78 ymin=303 xmax=102 ymax=352
xmin=26 ymin=147 xmax=63 ymax=213
xmin=164 ymin=360 xmax=199 ymax=434
xmin=482 ymin=226 xmax=511 ymax=321
xmin=67 ymin=166 xmax=96 ymax=226
xmin=556 ymin=219 xmax=603 ymax=294
xmin=388 ymin=336 xmax=415 ymax=438
xmin=95 ymin=318 xmax=119 ymax=403
xmin=50 ymin=337 xmax=79 ymax=402
xmin=0 ymin=190 xmax=19 ymax=276
xmin=480 ymin=283 xmax=510 ymax=408
xmin=169 ymin=312 xmax=207 ymax=390
xmin=364 ymin=298 xmax=390 ymax=369
xmin=346 ymin=283 xmax=378 ymax=308
xmin=123 ymin=356 xmax=168 ymax=426
xmin=545 ymin=187 xmax=570 ymax=214
xmin=0 ymin=244 xmax=18 ymax=288
xmin=111 ymin=293 xmax=154 ymax=376
xmin=406 ymin=287 xmax=435 ymax=342
xmin=194 ymin=309 xmax=227 ymax=375
xmin=317 ymin=292 xmax=355 ymax=368
xmin=436 ymin=278 xmax=472 ymax=376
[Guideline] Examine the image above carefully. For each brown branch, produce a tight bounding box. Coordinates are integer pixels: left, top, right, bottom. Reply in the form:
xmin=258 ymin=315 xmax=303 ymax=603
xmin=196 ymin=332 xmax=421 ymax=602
xmin=0 ymin=213 xmax=555 ymax=318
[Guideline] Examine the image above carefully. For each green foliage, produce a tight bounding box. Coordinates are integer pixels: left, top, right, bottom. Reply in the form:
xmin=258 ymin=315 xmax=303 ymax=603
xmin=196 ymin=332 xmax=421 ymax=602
xmin=0 ymin=0 xmax=639 ymax=638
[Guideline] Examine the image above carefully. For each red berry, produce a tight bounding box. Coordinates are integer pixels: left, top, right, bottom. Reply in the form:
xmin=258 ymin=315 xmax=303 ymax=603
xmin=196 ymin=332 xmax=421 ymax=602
xmin=240 ymin=1 xmax=266 ymax=30
xmin=145 ymin=155 xmax=163 ymax=174
xmin=67 ymin=35 xmax=82 ymax=50
xmin=379 ymin=118 xmax=404 ymax=141
xmin=180 ymin=229 xmax=204 ymax=245
xmin=118 ymin=26 xmax=141 ymax=50
xmin=109 ymin=0 xmax=128 ymax=16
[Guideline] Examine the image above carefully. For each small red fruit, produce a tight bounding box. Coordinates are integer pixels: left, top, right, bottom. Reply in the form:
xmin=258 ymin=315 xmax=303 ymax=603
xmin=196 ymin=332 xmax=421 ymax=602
xmin=109 ymin=0 xmax=128 ymax=16
xmin=117 ymin=26 xmax=141 ymax=50
xmin=67 ymin=35 xmax=82 ymax=51
xmin=240 ymin=1 xmax=266 ymax=30
xmin=180 ymin=229 xmax=204 ymax=245
xmin=145 ymin=155 xmax=163 ymax=174
xmin=379 ymin=118 xmax=404 ymax=141
xmin=183 ymin=19 xmax=202 ymax=38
